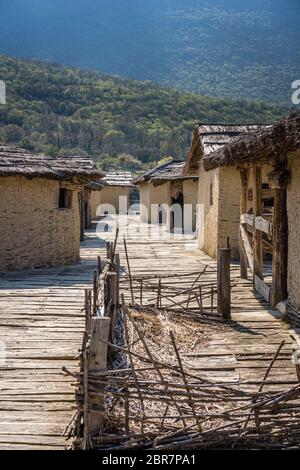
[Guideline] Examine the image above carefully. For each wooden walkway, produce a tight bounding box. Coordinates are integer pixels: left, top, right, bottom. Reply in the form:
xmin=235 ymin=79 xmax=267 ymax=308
xmin=0 ymin=214 xmax=297 ymax=449
xmin=0 ymin=232 xmax=105 ymax=449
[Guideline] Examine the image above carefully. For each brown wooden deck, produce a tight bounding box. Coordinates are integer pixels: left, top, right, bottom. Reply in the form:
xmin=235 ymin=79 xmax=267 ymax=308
xmin=0 ymin=215 xmax=297 ymax=449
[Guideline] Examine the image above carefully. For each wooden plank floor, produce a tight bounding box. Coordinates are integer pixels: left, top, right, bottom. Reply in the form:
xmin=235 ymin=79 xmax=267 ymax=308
xmin=0 ymin=231 xmax=106 ymax=450
xmin=0 ymin=214 xmax=297 ymax=449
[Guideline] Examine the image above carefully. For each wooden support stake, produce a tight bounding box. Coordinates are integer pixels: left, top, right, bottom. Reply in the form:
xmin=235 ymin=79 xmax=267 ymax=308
xmin=217 ymin=248 xmax=231 ymax=321
xmin=198 ymin=285 xmax=204 ymax=314
xmin=93 ymin=270 xmax=98 ymax=316
xmin=239 ymin=168 xmax=250 ymax=279
xmin=97 ymin=256 xmax=102 ymax=276
xmin=106 ymin=241 xmax=110 ymax=259
xmin=85 ymin=289 xmax=91 ymax=333
xmin=253 ymin=167 xmax=263 ymax=279
xmin=124 ymin=236 xmax=135 ymax=305
xmin=140 ymin=280 xmax=143 ymax=306
xmin=115 ymin=253 xmax=120 ymax=306
xmin=157 ymin=277 xmax=162 ymax=308
xmin=87 ymin=317 xmax=111 ymax=435
xmin=106 ymin=272 xmax=117 ymax=344
xmin=271 ymin=186 xmax=288 ymax=307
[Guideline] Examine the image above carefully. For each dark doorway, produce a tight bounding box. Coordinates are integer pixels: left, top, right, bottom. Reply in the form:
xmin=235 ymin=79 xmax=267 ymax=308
xmin=170 ymin=192 xmax=184 ymax=232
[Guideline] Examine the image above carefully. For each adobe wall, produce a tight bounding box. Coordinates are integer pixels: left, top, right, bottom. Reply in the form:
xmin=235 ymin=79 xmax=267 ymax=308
xmin=286 ymin=149 xmax=300 ymax=324
xmin=183 ymin=179 xmax=198 ymax=233
xmin=149 ymin=182 xmax=170 ymax=224
xmin=0 ymin=176 xmax=80 ymax=272
xmin=197 ymin=166 xmax=220 ymax=258
xmin=139 ymin=183 xmax=151 ymax=223
xmin=90 ymin=190 xmax=102 ymax=219
xmin=217 ymin=166 xmax=242 ymax=260
xmin=98 ymin=186 xmax=131 ymax=214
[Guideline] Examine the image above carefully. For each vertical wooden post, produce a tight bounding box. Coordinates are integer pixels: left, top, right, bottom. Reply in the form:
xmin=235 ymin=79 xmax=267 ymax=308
xmin=106 ymin=272 xmax=117 ymax=344
xmin=115 ymin=253 xmax=120 ymax=306
xmin=80 ymin=191 xmax=85 ymax=241
xmin=87 ymin=317 xmax=111 ymax=435
xmin=97 ymin=256 xmax=102 ymax=276
xmin=93 ymin=270 xmax=98 ymax=316
xmin=84 ymin=289 xmax=91 ymax=333
xmin=106 ymin=241 xmax=110 ymax=259
xmin=271 ymin=185 xmax=288 ymax=307
xmin=217 ymin=248 xmax=231 ymax=321
xmin=253 ymin=167 xmax=263 ymax=279
xmin=239 ymin=168 xmax=250 ymax=279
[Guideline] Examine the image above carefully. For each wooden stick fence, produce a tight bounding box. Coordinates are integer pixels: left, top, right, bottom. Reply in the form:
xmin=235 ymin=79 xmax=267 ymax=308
xmin=67 ymin=236 xmax=300 ymax=451
xmin=73 ymin=300 xmax=300 ymax=450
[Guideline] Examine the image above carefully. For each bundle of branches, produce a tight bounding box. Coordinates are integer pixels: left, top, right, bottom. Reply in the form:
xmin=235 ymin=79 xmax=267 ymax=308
xmin=85 ymin=303 xmax=300 ymax=450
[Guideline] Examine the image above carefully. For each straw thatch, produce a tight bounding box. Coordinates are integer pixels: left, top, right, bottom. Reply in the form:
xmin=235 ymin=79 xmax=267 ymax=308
xmin=0 ymin=145 xmax=104 ymax=182
xmin=202 ymin=112 xmax=300 ymax=171
xmin=135 ymin=160 xmax=197 ymax=185
xmin=103 ymin=172 xmax=134 ymax=187
xmin=184 ymin=124 xmax=265 ymax=175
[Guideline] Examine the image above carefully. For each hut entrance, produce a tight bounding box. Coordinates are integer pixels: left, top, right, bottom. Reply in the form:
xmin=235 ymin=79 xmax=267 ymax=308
xmin=170 ymin=191 xmax=184 ymax=232
xmin=239 ymin=166 xmax=288 ymax=308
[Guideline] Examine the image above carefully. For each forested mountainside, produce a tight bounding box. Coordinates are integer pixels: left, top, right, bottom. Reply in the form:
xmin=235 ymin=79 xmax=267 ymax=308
xmin=0 ymin=57 xmax=288 ymax=170
xmin=0 ymin=0 xmax=299 ymax=104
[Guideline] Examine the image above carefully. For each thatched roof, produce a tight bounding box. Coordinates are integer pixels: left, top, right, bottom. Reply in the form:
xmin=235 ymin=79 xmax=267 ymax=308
xmin=0 ymin=145 xmax=104 ymax=182
xmin=184 ymin=124 xmax=265 ymax=175
xmin=202 ymin=113 xmax=300 ymax=171
xmin=135 ymin=160 xmax=197 ymax=185
xmin=85 ymin=181 xmax=104 ymax=191
xmin=102 ymin=171 xmax=134 ymax=187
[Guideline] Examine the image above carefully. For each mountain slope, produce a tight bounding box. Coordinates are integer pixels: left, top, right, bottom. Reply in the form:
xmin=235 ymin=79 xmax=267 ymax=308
xmin=0 ymin=0 xmax=299 ymax=104
xmin=0 ymin=56 xmax=288 ymax=169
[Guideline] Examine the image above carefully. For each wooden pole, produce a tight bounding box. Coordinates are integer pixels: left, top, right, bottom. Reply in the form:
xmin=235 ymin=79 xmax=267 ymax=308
xmin=87 ymin=317 xmax=111 ymax=435
xmin=271 ymin=186 xmax=288 ymax=307
xmin=97 ymin=256 xmax=102 ymax=276
xmin=93 ymin=270 xmax=98 ymax=316
xmin=106 ymin=272 xmax=117 ymax=344
xmin=239 ymin=169 xmax=250 ymax=279
xmin=115 ymin=253 xmax=120 ymax=306
xmin=217 ymin=248 xmax=231 ymax=321
xmin=252 ymin=167 xmax=263 ymax=279
xmin=106 ymin=241 xmax=110 ymax=259
xmin=80 ymin=191 xmax=85 ymax=241
xmin=124 ymin=236 xmax=135 ymax=305
xmin=85 ymin=289 xmax=91 ymax=333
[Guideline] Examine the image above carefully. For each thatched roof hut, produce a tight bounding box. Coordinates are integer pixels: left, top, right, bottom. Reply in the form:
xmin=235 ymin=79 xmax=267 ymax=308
xmin=0 ymin=145 xmax=103 ymax=272
xmin=135 ymin=160 xmax=198 ymax=230
xmin=0 ymin=145 xmax=103 ymax=181
xmin=199 ymin=112 xmax=300 ymax=326
xmin=90 ymin=171 xmax=136 ymax=217
xmin=135 ymin=160 xmax=194 ymax=184
xmin=184 ymin=124 xmax=266 ymax=176
xmin=202 ymin=113 xmax=300 ymax=171
xmin=102 ymin=171 xmax=134 ymax=187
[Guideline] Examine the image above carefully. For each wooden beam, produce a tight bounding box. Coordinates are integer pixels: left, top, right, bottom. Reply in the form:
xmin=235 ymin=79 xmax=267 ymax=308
xmin=217 ymin=248 xmax=231 ymax=321
xmin=239 ymin=168 xmax=250 ymax=279
xmin=254 ymin=274 xmax=271 ymax=303
xmin=271 ymin=186 xmax=288 ymax=307
xmin=87 ymin=317 xmax=110 ymax=435
xmin=240 ymin=224 xmax=254 ymax=274
xmin=252 ymin=167 xmax=263 ymax=279
xmin=240 ymin=214 xmax=272 ymax=237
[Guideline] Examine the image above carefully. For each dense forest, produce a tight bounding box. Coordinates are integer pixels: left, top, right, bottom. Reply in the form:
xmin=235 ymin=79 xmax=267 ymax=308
xmin=0 ymin=0 xmax=299 ymax=104
xmin=0 ymin=56 xmax=288 ymax=171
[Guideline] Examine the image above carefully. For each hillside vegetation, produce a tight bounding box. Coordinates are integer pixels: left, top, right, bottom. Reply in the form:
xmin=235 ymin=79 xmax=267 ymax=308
xmin=0 ymin=56 xmax=288 ymax=170
xmin=0 ymin=0 xmax=299 ymax=104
